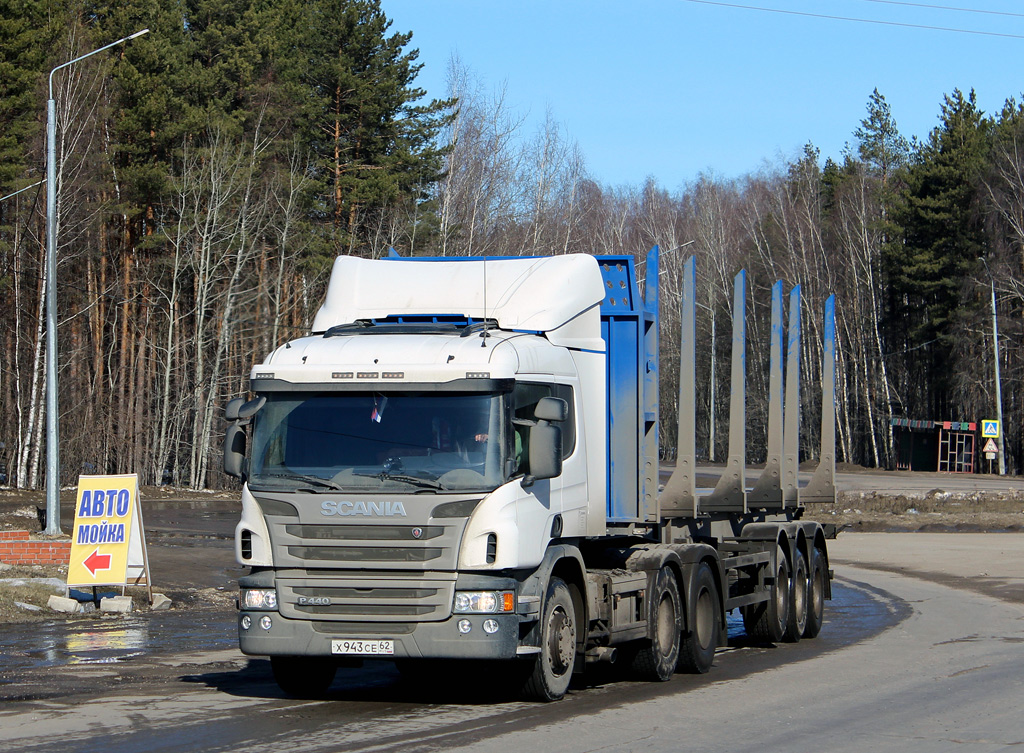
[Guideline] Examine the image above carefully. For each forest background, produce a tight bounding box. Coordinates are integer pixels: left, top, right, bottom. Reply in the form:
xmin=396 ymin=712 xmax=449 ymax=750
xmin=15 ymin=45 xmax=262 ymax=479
xmin=2 ymin=0 xmax=1023 ymax=491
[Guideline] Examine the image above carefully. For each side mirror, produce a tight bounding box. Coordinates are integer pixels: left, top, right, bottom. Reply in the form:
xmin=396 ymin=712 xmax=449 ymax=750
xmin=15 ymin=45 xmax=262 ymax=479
xmin=224 ymin=423 xmax=247 ymax=479
xmin=238 ymin=396 xmax=266 ymax=419
xmin=225 ymin=397 xmax=245 ymax=422
xmin=534 ymin=396 xmax=567 ymax=422
xmin=227 ymin=396 xmax=265 ymax=421
xmin=224 ymin=396 xmax=262 ymax=480
xmin=527 ymin=423 xmax=562 ymax=482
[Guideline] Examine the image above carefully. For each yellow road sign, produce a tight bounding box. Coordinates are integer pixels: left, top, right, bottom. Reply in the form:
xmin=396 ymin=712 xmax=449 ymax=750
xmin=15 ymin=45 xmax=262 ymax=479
xmin=67 ymin=475 xmax=150 ymax=590
xmin=982 ymin=420 xmax=1001 ymax=439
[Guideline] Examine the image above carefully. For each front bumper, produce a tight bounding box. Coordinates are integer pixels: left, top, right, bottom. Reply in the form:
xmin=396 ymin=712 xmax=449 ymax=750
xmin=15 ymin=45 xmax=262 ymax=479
xmin=238 ymin=609 xmax=522 ymax=659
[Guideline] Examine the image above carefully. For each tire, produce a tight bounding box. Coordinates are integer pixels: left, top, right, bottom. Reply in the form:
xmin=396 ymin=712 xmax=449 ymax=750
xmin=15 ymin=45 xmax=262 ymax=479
xmin=522 ymin=577 xmax=577 ymax=702
xmin=677 ymin=562 xmax=720 ymax=674
xmin=742 ymin=544 xmax=790 ymax=643
xmin=630 ymin=567 xmax=682 ymax=681
xmin=270 ymin=656 xmax=336 ymax=698
xmin=802 ymin=546 xmax=827 ymax=639
xmin=784 ymin=547 xmax=808 ymax=642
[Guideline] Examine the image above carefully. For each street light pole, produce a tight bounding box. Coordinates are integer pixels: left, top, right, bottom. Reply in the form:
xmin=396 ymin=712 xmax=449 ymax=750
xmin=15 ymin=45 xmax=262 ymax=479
xmin=979 ymin=258 xmax=1005 ymax=476
xmin=43 ymin=28 xmax=149 ymax=536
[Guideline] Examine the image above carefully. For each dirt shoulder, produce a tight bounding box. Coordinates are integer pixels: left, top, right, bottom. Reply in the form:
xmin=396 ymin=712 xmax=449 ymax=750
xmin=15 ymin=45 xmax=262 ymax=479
xmin=805 ymin=488 xmax=1024 ymax=533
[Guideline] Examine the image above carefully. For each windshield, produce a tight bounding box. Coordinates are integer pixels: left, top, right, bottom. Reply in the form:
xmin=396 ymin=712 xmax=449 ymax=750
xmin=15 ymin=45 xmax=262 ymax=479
xmin=248 ymin=391 xmax=507 ymax=493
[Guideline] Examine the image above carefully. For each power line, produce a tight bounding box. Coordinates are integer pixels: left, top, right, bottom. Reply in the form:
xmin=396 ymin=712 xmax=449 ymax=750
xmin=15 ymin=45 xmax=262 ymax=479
xmin=679 ymin=0 xmax=1024 ymax=40
xmin=859 ymin=0 xmax=1024 ymax=20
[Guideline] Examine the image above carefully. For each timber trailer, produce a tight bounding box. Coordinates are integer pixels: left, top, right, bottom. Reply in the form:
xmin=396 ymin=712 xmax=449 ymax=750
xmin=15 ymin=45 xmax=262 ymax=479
xmin=223 ymin=247 xmax=837 ymax=701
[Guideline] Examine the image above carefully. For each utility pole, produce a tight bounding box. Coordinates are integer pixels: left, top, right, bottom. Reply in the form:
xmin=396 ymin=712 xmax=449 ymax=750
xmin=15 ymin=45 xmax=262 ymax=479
xmin=43 ymin=28 xmax=149 ymax=535
xmin=979 ymin=258 xmax=1005 ymax=476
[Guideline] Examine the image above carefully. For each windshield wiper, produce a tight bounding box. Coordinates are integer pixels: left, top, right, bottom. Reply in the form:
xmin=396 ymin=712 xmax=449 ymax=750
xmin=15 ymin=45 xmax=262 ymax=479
xmin=353 ymin=471 xmax=446 ymax=491
xmin=263 ymin=472 xmax=344 ymax=490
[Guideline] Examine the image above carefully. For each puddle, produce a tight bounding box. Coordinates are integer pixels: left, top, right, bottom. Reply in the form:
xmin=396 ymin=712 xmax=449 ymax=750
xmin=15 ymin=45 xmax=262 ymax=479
xmin=0 ymin=611 xmax=236 ymax=672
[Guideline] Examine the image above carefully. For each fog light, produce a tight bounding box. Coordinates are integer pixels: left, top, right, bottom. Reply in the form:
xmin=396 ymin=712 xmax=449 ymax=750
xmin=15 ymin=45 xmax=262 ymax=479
xmin=458 ymin=619 xmax=472 ymax=634
xmin=259 ymin=615 xmax=273 ymax=631
xmin=240 ymin=615 xmax=252 ymax=630
xmin=483 ymin=619 xmax=499 ymax=634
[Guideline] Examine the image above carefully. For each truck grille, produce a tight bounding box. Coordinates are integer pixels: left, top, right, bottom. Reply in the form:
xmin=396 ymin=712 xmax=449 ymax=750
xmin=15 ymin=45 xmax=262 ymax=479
xmin=287 ymin=546 xmax=444 ymax=563
xmin=277 ymin=575 xmax=456 ymax=622
xmin=268 ymin=520 xmax=464 ymax=571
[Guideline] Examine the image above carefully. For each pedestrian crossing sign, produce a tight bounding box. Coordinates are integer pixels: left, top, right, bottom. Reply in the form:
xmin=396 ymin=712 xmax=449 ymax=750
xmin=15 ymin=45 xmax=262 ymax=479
xmin=982 ymin=420 xmax=1000 ymax=439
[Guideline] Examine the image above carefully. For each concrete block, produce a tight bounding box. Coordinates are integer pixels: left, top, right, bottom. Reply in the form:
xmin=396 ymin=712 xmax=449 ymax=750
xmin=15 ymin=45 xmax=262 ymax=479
xmin=150 ymin=593 xmax=172 ymax=611
xmin=48 ymin=594 xmax=82 ymax=614
xmin=100 ymin=595 xmax=134 ymax=614
xmin=14 ymin=601 xmax=42 ymax=612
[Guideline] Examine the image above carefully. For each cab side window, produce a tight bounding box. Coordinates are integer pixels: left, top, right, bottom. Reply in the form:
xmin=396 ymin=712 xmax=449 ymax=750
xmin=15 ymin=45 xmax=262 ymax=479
xmin=512 ymin=383 xmax=576 ymax=469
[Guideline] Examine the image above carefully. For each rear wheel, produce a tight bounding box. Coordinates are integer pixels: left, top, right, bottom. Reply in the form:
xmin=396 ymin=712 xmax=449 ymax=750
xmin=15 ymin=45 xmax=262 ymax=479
xmin=803 ymin=546 xmax=827 ymax=639
xmin=784 ymin=548 xmax=808 ymax=642
xmin=677 ymin=562 xmax=719 ymax=674
xmin=743 ymin=544 xmax=790 ymax=643
xmin=522 ymin=577 xmax=577 ymax=701
xmin=631 ymin=567 xmax=682 ymax=681
xmin=271 ymin=656 xmax=336 ymax=698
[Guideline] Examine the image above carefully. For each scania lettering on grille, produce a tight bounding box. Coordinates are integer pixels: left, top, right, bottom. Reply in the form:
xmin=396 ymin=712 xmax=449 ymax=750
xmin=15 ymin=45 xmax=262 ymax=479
xmin=320 ymin=500 xmax=408 ymax=517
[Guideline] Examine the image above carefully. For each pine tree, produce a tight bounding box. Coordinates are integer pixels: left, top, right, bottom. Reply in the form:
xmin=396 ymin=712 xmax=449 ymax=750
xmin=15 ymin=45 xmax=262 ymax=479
xmin=0 ymin=0 xmax=50 ymax=193
xmin=298 ymin=0 xmax=453 ymax=255
xmin=885 ymin=89 xmax=991 ymax=416
xmin=855 ymin=88 xmax=909 ymax=186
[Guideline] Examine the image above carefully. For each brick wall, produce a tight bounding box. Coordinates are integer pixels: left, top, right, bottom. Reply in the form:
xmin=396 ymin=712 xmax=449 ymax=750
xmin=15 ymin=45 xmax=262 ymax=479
xmin=0 ymin=530 xmax=71 ymax=565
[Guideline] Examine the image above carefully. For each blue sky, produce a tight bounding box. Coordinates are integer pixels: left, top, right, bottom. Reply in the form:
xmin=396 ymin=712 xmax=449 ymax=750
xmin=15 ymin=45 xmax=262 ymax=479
xmin=381 ymin=0 xmax=1024 ymax=189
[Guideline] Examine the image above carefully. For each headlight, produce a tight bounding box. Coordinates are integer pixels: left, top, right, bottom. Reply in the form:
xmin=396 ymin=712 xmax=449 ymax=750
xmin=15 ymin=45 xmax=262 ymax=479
xmin=453 ymin=591 xmax=515 ymax=614
xmin=241 ymin=588 xmax=278 ymax=610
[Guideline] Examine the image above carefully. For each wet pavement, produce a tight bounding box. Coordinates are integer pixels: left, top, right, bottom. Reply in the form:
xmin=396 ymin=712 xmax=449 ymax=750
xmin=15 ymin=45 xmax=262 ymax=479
xmin=3 ymin=609 xmax=236 ymax=673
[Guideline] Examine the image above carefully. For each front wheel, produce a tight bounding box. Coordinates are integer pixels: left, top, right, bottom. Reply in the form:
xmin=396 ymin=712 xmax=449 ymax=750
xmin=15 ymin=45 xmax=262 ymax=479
xmin=271 ymin=656 xmax=336 ymax=698
xmin=522 ymin=577 xmax=577 ymax=701
xmin=630 ymin=567 xmax=682 ymax=681
xmin=678 ymin=562 xmax=720 ymax=674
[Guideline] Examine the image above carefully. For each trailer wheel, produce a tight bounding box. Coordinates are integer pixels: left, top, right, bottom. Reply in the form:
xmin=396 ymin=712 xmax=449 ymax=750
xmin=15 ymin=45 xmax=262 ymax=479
xmin=271 ymin=656 xmax=336 ymax=698
xmin=802 ymin=546 xmax=826 ymax=639
xmin=742 ymin=544 xmax=790 ymax=643
xmin=522 ymin=577 xmax=577 ymax=701
xmin=630 ymin=567 xmax=682 ymax=681
xmin=677 ymin=562 xmax=719 ymax=674
xmin=784 ymin=548 xmax=808 ymax=642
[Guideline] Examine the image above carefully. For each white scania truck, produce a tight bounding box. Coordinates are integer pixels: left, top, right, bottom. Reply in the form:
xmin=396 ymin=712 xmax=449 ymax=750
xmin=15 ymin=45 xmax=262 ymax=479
xmin=223 ymin=247 xmax=837 ymax=701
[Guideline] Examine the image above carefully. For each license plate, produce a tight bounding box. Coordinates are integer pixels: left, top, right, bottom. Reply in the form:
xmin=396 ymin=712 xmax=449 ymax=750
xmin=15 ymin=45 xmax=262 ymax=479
xmin=331 ymin=639 xmax=394 ymax=656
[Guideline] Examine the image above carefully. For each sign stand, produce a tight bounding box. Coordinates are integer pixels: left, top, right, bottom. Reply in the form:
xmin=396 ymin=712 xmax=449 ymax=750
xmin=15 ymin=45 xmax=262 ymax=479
xmin=67 ymin=474 xmax=153 ymax=605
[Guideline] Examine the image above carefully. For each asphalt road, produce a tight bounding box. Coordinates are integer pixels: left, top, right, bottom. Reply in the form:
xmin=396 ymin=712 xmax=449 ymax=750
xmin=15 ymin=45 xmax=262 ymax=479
xmin=2 ymin=534 xmax=1022 ymax=753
